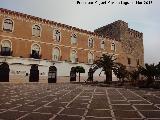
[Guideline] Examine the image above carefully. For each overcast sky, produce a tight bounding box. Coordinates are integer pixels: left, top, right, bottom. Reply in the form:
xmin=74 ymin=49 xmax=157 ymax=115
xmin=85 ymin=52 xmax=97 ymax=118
xmin=0 ymin=0 xmax=159 ymax=64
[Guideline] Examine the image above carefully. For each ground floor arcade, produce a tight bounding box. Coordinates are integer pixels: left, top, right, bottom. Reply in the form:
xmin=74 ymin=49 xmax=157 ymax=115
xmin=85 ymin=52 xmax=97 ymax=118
xmin=0 ymin=56 xmax=117 ymax=83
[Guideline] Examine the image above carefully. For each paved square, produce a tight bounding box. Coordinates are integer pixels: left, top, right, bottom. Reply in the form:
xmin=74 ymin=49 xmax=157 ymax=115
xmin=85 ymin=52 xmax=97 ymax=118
xmin=0 ymin=83 xmax=160 ymax=120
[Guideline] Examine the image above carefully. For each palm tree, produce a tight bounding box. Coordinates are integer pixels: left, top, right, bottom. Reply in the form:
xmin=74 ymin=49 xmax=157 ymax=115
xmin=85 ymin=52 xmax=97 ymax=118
xmin=94 ymin=54 xmax=117 ymax=83
xmin=129 ymin=69 xmax=140 ymax=86
xmin=139 ymin=63 xmax=157 ymax=86
xmin=113 ymin=63 xmax=128 ymax=85
xmin=75 ymin=66 xmax=85 ymax=82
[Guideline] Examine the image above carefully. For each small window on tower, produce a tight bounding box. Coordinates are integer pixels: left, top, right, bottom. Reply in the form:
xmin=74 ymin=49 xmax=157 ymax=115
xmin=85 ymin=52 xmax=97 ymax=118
xmin=137 ymin=59 xmax=139 ymax=66
xmin=111 ymin=42 xmax=116 ymax=51
xmin=100 ymin=39 xmax=105 ymax=49
xmin=88 ymin=37 xmax=94 ymax=48
xmin=128 ymin=58 xmax=131 ymax=65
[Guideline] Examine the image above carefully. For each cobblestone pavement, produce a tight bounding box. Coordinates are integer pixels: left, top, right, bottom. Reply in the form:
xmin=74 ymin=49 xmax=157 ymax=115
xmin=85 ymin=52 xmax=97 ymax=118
xmin=0 ymin=83 xmax=160 ymax=120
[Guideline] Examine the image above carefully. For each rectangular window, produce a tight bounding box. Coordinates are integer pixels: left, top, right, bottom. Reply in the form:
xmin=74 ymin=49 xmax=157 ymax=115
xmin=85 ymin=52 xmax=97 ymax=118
xmin=54 ymin=29 xmax=61 ymax=42
xmin=3 ymin=19 xmax=13 ymax=32
xmin=32 ymin=25 xmax=41 ymax=37
xmin=101 ymin=41 xmax=105 ymax=49
xmin=88 ymin=37 xmax=94 ymax=48
xmin=137 ymin=59 xmax=139 ymax=66
xmin=128 ymin=58 xmax=131 ymax=65
xmin=111 ymin=43 xmax=116 ymax=51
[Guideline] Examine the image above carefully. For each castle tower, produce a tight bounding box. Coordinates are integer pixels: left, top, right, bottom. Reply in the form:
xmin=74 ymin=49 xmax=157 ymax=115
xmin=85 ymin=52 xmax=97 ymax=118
xmin=94 ymin=20 xmax=144 ymax=70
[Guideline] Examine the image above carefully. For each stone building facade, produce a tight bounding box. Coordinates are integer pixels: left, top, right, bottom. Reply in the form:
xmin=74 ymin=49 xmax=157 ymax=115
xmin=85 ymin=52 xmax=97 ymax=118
xmin=94 ymin=20 xmax=144 ymax=70
xmin=0 ymin=8 xmax=144 ymax=83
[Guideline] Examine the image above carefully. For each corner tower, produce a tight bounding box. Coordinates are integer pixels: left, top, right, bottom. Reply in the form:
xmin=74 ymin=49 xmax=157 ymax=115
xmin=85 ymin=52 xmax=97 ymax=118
xmin=94 ymin=20 xmax=144 ymax=70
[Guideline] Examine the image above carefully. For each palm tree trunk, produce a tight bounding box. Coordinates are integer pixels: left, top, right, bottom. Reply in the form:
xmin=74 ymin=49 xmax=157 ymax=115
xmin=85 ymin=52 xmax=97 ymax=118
xmin=105 ymin=71 xmax=109 ymax=84
xmin=109 ymin=70 xmax=112 ymax=82
xmin=105 ymin=70 xmax=112 ymax=84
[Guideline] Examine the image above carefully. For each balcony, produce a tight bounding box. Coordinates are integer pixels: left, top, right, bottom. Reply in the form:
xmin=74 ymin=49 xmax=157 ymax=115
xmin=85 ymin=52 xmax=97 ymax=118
xmin=3 ymin=28 xmax=12 ymax=32
xmin=88 ymin=59 xmax=93 ymax=64
xmin=30 ymin=53 xmax=41 ymax=59
xmin=0 ymin=51 xmax=13 ymax=56
xmin=70 ymin=58 xmax=78 ymax=63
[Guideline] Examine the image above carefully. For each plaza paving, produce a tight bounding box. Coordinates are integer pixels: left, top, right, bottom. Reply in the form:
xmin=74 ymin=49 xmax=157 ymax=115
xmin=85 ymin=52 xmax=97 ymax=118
xmin=0 ymin=83 xmax=160 ymax=120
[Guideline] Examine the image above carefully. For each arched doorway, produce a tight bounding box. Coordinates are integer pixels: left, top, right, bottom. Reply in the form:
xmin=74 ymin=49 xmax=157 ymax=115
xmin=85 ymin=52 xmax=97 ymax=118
xmin=88 ymin=68 xmax=93 ymax=82
xmin=0 ymin=62 xmax=10 ymax=82
xmin=70 ymin=67 xmax=76 ymax=82
xmin=29 ymin=64 xmax=39 ymax=82
xmin=48 ymin=66 xmax=57 ymax=83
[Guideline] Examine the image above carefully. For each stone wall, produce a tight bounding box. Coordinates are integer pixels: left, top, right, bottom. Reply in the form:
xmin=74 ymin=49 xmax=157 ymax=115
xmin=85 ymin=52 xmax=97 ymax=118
xmin=94 ymin=20 xmax=144 ymax=69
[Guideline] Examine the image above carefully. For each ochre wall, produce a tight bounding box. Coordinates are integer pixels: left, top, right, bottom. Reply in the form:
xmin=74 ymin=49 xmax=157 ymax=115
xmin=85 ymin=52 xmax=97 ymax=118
xmin=0 ymin=9 xmax=144 ymax=68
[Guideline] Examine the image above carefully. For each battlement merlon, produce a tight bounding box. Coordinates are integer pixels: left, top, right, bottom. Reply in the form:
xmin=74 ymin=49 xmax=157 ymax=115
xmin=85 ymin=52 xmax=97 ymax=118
xmin=94 ymin=20 xmax=143 ymax=40
xmin=94 ymin=20 xmax=128 ymax=33
xmin=128 ymin=28 xmax=143 ymax=39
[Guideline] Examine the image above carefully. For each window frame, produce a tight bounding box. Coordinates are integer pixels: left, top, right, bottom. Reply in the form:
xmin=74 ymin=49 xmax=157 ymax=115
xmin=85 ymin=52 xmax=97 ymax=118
xmin=53 ymin=28 xmax=61 ymax=42
xmin=71 ymin=33 xmax=77 ymax=45
xmin=0 ymin=39 xmax=12 ymax=56
xmin=2 ymin=18 xmax=14 ymax=32
xmin=32 ymin=24 xmax=42 ymax=37
xmin=128 ymin=58 xmax=131 ymax=65
xmin=88 ymin=37 xmax=94 ymax=48
xmin=31 ymin=43 xmax=41 ymax=54
xmin=70 ymin=49 xmax=78 ymax=63
xmin=100 ymin=39 xmax=105 ymax=50
xmin=88 ymin=52 xmax=94 ymax=64
xmin=52 ymin=47 xmax=61 ymax=61
xmin=111 ymin=42 xmax=116 ymax=52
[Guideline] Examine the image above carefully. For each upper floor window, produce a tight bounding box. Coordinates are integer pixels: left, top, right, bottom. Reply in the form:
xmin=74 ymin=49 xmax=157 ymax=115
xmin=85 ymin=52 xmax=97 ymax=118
xmin=0 ymin=40 xmax=12 ymax=56
xmin=137 ymin=59 xmax=139 ymax=66
xmin=32 ymin=24 xmax=41 ymax=37
xmin=88 ymin=37 xmax=94 ymax=48
xmin=53 ymin=47 xmax=60 ymax=61
xmin=71 ymin=33 xmax=77 ymax=45
xmin=88 ymin=52 xmax=94 ymax=64
xmin=70 ymin=50 xmax=78 ymax=63
xmin=31 ymin=43 xmax=41 ymax=59
xmin=53 ymin=29 xmax=61 ymax=42
xmin=128 ymin=58 xmax=131 ymax=65
xmin=3 ymin=18 xmax=14 ymax=32
xmin=111 ymin=42 xmax=116 ymax=52
xmin=100 ymin=39 xmax=105 ymax=49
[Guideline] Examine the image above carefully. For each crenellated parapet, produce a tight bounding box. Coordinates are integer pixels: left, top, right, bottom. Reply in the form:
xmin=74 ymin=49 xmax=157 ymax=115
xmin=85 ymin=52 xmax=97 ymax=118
xmin=128 ymin=28 xmax=143 ymax=39
xmin=94 ymin=20 xmax=143 ymax=41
